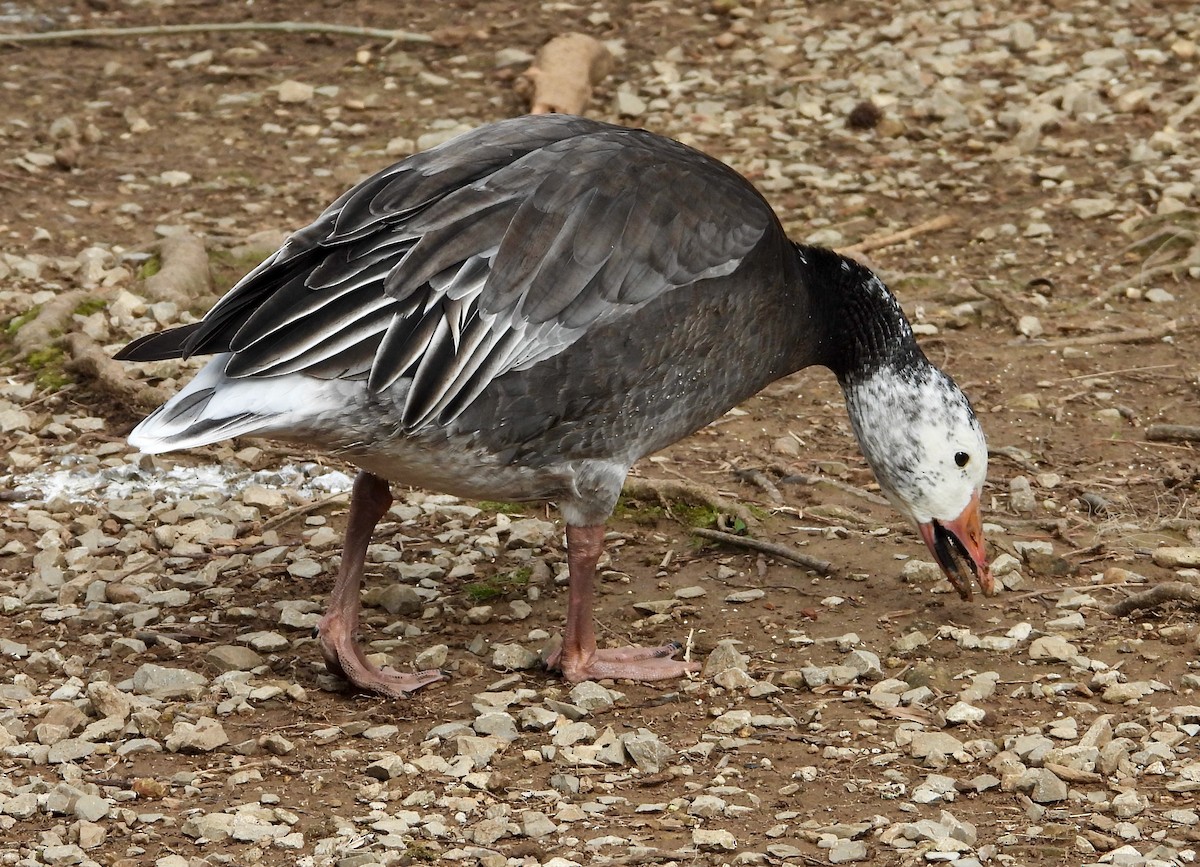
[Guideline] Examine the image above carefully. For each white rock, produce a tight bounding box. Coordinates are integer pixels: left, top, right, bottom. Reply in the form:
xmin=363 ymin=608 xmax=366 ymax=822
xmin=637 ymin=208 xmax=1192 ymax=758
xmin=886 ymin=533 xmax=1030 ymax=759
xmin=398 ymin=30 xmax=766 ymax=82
xmin=132 ymin=664 xmax=209 ymax=699
xmin=829 ymin=839 xmax=869 ymax=862
xmin=1017 ymin=315 xmax=1043 ymax=338
xmin=276 ymin=80 xmax=314 ymax=103
xmin=693 ymin=828 xmax=737 ymax=851
xmin=1029 ymin=635 xmax=1078 ymax=662
xmin=1069 ymin=197 xmax=1117 ymax=219
xmin=165 ymin=717 xmax=228 ymax=753
xmin=492 ymin=643 xmax=539 ymax=670
xmin=945 ymin=701 xmax=986 ymax=724
xmin=615 ymin=90 xmax=647 ymax=117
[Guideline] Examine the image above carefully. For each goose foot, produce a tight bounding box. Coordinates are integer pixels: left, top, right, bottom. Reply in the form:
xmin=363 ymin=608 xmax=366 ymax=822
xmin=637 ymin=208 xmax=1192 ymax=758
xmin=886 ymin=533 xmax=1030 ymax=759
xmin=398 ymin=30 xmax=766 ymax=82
xmin=317 ymin=612 xmax=445 ymax=699
xmin=553 ymin=523 xmax=700 ymax=685
xmin=545 ymin=638 xmax=699 ymax=683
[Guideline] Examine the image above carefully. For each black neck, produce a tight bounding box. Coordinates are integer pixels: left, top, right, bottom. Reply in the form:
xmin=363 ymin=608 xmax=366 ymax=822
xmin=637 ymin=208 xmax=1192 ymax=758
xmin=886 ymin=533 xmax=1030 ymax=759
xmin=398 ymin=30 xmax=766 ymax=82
xmin=793 ymin=244 xmax=924 ymax=386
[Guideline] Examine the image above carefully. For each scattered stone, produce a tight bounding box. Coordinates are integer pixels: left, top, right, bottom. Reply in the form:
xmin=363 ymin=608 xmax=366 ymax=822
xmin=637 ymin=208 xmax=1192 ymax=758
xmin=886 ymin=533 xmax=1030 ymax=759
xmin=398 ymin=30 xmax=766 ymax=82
xmin=829 ymin=840 xmax=869 ymax=863
xmin=1029 ymin=635 xmax=1079 ymax=662
xmin=703 ymin=639 xmax=750 ymax=676
xmin=522 ymin=810 xmax=557 ymax=838
xmin=165 ymin=717 xmax=229 ymax=753
xmin=132 ymin=664 xmax=209 ymax=699
xmin=277 ymin=80 xmax=315 ymax=103
xmin=415 ymin=643 xmax=449 ymax=670
xmin=622 ymin=730 xmax=675 ymax=773
xmin=909 ymin=732 xmax=965 ymax=761
xmin=1029 ymin=768 xmax=1069 ymax=803
xmin=1069 ymin=197 xmax=1117 ymax=219
xmin=492 ymin=643 xmax=540 ymax=670
xmin=1153 ymin=547 xmax=1200 ymax=568
xmin=693 ymin=828 xmax=737 ymax=851
xmin=569 ymin=681 xmax=622 ymax=712
xmin=206 ymin=645 xmax=263 ymax=672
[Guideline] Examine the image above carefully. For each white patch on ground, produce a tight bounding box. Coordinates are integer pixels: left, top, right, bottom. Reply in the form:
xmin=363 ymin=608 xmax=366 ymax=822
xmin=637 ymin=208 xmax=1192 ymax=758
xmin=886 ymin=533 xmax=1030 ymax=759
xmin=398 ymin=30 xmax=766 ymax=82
xmin=7 ymin=461 xmax=355 ymax=506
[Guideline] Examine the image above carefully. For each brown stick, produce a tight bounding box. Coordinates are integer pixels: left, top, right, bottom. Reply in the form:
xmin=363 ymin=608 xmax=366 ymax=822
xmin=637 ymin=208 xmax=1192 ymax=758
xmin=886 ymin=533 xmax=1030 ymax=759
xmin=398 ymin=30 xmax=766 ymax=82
xmin=261 ymin=492 xmax=349 ymax=532
xmin=143 ymin=234 xmax=214 ymax=310
xmin=0 ymin=21 xmax=431 ymax=45
xmin=1146 ymin=424 xmax=1200 ymax=444
xmin=1016 ymin=320 xmax=1179 ymax=348
xmin=1105 ymin=581 xmax=1200 ymax=617
xmin=968 ymin=281 xmax=1024 ymax=326
xmin=623 ymin=476 xmax=759 ymax=530
xmin=840 ymin=214 xmax=956 ymax=255
xmin=62 ymin=333 xmax=174 ymax=410
xmin=733 ymin=467 xmax=784 ymax=504
xmin=12 ymin=289 xmax=89 ymax=360
xmin=779 ymin=472 xmax=891 ymax=507
xmin=517 ymin=33 xmax=612 ymax=115
xmin=691 ymin=527 xmax=835 ymax=575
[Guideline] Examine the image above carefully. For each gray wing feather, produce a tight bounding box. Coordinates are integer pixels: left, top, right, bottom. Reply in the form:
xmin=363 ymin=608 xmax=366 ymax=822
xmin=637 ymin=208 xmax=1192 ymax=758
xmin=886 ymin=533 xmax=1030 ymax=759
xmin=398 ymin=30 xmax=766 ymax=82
xmin=187 ymin=116 xmax=776 ymax=431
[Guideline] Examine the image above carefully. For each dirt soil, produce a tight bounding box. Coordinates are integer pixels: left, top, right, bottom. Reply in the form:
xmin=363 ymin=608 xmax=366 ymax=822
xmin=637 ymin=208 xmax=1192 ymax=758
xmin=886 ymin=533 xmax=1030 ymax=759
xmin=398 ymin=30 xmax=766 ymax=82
xmin=1 ymin=1 xmax=1199 ymax=866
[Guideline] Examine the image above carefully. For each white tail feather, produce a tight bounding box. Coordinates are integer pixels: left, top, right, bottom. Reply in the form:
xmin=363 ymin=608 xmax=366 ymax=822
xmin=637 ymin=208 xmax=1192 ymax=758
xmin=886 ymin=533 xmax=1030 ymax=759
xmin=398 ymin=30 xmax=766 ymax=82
xmin=128 ymin=353 xmax=355 ymax=454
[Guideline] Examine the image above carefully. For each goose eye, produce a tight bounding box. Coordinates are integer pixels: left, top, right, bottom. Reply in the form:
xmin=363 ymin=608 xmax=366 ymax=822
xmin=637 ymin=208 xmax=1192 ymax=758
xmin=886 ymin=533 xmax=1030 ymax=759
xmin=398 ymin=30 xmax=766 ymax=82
xmin=954 ymin=451 xmax=970 ymax=468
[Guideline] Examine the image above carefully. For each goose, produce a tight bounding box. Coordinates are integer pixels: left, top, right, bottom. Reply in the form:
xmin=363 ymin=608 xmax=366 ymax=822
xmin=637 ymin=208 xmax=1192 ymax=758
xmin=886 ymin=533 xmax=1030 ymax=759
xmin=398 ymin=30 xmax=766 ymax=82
xmin=116 ymin=114 xmax=993 ymax=698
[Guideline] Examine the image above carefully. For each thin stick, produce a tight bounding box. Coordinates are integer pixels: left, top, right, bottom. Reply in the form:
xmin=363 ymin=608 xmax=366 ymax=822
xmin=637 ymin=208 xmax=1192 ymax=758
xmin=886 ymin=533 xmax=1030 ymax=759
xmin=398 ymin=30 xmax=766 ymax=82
xmin=1017 ymin=320 xmax=1179 ymax=348
xmin=0 ymin=22 xmax=432 ymax=45
xmin=62 ymin=333 xmax=174 ymax=410
xmin=779 ymin=472 xmax=890 ymax=507
xmin=12 ymin=289 xmax=89 ymax=360
xmin=733 ymin=467 xmax=784 ymax=504
xmin=841 ymin=214 xmax=955 ymax=254
xmin=1145 ymin=424 xmax=1200 ymax=444
xmin=691 ymin=527 xmax=835 ymax=575
xmin=1056 ymin=363 xmax=1177 ymax=382
xmin=969 ymin=281 xmax=1023 ymax=326
xmin=261 ymin=491 xmax=349 ymax=532
xmin=1106 ymin=582 xmax=1200 ymax=617
xmin=1000 ymin=581 xmax=1141 ymax=604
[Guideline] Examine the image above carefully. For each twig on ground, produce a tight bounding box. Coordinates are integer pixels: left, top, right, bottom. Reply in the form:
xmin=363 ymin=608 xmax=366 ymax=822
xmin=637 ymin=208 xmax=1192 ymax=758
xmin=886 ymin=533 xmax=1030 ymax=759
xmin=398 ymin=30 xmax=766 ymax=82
xmin=969 ymin=281 xmax=1024 ymax=326
xmin=1015 ymin=320 xmax=1179 ymax=348
xmin=1105 ymin=581 xmax=1200 ymax=617
xmin=261 ymin=492 xmax=350 ymax=532
xmin=777 ymin=471 xmax=890 ymax=507
xmin=733 ymin=467 xmax=784 ymax=504
xmin=12 ymin=289 xmax=88 ymax=359
xmin=623 ymin=476 xmax=759 ymax=529
xmin=516 ymin=33 xmax=612 ymax=115
xmin=840 ymin=214 xmax=955 ymax=255
xmin=142 ymin=234 xmax=215 ymax=310
xmin=998 ymin=581 xmax=1141 ymax=604
xmin=0 ymin=22 xmax=431 ymax=45
xmin=62 ymin=333 xmax=173 ymax=410
xmin=691 ymin=527 xmax=835 ymax=575
xmin=1146 ymin=424 xmax=1200 ymax=444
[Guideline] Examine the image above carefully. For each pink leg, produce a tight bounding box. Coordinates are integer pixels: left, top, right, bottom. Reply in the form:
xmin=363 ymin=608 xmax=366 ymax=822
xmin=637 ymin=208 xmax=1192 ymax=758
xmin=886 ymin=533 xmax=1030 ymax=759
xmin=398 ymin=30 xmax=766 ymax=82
xmin=315 ymin=472 xmax=445 ymax=698
xmin=548 ymin=524 xmax=700 ymax=683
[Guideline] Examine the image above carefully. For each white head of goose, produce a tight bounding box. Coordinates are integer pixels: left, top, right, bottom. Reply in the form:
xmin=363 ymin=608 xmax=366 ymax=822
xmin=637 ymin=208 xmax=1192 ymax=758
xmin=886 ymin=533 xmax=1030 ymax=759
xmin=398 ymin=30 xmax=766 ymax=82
xmin=117 ymin=115 xmax=992 ymax=698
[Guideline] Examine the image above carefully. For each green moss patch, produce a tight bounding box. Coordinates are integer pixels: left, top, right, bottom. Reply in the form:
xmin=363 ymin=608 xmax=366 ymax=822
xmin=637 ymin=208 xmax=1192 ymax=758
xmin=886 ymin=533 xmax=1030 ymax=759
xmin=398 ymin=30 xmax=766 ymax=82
xmin=465 ymin=566 xmax=532 ymax=603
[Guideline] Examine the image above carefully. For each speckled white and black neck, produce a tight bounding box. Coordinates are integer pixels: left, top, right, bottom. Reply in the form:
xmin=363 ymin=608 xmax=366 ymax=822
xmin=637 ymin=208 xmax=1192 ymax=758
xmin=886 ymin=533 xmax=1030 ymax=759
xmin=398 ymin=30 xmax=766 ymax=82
xmin=843 ymin=363 xmax=986 ymax=522
xmin=799 ymin=246 xmax=988 ymax=525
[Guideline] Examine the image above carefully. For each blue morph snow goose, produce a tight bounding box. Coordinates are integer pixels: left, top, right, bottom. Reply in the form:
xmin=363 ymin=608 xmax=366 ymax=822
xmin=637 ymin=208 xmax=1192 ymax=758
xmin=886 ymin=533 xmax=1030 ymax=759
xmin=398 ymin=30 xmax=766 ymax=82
xmin=116 ymin=115 xmax=993 ymax=698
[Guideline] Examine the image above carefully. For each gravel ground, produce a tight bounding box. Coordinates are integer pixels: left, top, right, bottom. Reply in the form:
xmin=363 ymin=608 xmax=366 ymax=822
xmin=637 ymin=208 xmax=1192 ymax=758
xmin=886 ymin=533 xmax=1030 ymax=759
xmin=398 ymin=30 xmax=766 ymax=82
xmin=1 ymin=1 xmax=1200 ymax=866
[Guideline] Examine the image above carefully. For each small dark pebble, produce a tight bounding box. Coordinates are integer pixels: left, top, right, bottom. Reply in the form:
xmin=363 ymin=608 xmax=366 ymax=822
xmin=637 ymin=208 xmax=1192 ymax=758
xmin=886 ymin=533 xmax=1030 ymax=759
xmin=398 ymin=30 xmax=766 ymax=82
xmin=847 ymin=101 xmax=883 ymax=130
